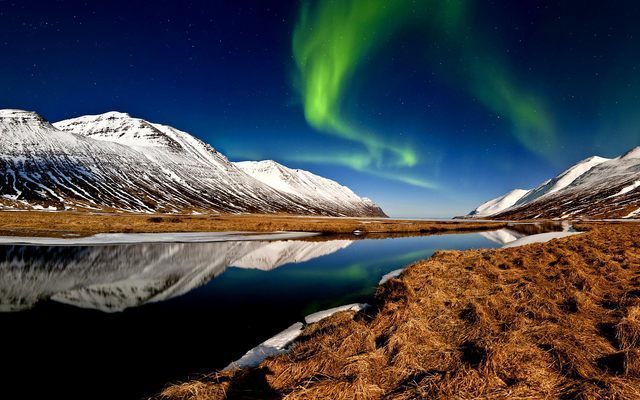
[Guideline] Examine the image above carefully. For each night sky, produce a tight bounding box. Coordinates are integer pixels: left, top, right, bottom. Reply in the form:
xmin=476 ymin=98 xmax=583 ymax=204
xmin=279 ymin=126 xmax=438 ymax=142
xmin=2 ymin=1 xmax=640 ymax=217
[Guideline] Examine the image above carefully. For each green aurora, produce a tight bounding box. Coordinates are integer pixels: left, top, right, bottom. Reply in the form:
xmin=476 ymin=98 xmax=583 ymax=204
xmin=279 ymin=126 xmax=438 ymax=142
xmin=292 ymin=0 xmax=556 ymax=189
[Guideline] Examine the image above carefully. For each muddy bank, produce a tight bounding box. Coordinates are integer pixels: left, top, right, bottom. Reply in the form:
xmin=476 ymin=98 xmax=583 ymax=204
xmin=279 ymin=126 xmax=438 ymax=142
xmin=159 ymin=223 xmax=640 ymax=400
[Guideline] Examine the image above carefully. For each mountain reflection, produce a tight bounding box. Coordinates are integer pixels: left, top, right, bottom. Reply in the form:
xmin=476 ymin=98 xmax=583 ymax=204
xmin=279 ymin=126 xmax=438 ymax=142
xmin=0 ymin=239 xmax=353 ymax=312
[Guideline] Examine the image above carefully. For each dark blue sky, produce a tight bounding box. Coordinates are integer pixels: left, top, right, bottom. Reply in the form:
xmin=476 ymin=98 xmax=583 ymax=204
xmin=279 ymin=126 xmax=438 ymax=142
xmin=2 ymin=1 xmax=640 ymax=217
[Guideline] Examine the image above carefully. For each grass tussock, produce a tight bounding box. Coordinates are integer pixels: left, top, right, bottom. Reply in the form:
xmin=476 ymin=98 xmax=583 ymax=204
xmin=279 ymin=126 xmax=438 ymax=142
xmin=158 ymin=224 xmax=640 ymax=400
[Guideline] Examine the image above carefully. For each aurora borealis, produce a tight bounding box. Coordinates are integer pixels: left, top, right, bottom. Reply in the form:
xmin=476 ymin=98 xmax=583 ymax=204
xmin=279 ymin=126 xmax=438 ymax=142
xmin=291 ymin=0 xmax=557 ymax=189
xmin=3 ymin=1 xmax=640 ymax=216
xmin=292 ymin=1 xmax=420 ymax=174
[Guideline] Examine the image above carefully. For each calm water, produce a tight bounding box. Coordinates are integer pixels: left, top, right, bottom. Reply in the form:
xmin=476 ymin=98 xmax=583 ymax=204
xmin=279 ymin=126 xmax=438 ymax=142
xmin=0 ymin=228 xmax=538 ymax=400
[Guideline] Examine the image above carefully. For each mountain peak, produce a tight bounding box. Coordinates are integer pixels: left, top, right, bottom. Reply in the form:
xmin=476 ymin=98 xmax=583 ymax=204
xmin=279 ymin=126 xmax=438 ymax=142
xmin=94 ymin=111 xmax=132 ymax=119
xmin=53 ymin=112 xmax=179 ymax=149
xmin=238 ymin=160 xmax=291 ymax=173
xmin=582 ymin=155 xmax=609 ymax=163
xmin=0 ymin=109 xmax=47 ymax=122
xmin=244 ymin=159 xmax=280 ymax=167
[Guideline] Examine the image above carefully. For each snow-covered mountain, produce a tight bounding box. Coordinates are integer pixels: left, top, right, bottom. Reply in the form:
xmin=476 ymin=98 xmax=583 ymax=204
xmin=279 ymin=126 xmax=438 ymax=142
xmin=468 ymin=148 xmax=640 ymax=219
xmin=236 ymin=160 xmax=383 ymax=217
xmin=0 ymin=239 xmax=354 ymax=312
xmin=0 ymin=109 xmax=384 ymax=216
xmin=514 ymin=156 xmax=609 ymax=206
xmin=468 ymin=189 xmax=530 ymax=217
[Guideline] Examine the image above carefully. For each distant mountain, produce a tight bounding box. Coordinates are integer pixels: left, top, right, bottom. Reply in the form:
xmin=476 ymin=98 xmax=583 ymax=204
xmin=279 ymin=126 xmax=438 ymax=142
xmin=468 ymin=148 xmax=640 ymax=219
xmin=0 ymin=109 xmax=385 ymax=217
xmin=468 ymin=189 xmax=530 ymax=217
xmin=236 ymin=160 xmax=384 ymax=218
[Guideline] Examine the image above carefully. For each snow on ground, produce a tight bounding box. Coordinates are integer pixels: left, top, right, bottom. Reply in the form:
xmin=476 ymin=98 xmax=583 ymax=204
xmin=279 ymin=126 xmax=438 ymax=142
xmin=379 ymin=268 xmax=405 ymax=285
xmin=502 ymin=231 xmax=582 ymax=248
xmin=624 ymin=208 xmax=640 ymax=218
xmin=226 ymin=303 xmax=370 ymax=370
xmin=608 ymin=180 xmax=640 ymax=198
xmin=0 ymin=231 xmax=319 ymax=245
xmin=225 ymin=322 xmax=304 ymax=370
xmin=305 ymin=303 xmax=368 ymax=324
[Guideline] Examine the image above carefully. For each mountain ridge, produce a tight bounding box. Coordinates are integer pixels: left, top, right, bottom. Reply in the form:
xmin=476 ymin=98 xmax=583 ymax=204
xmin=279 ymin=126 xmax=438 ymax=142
xmin=468 ymin=148 xmax=640 ymax=219
xmin=0 ymin=109 xmax=385 ymax=217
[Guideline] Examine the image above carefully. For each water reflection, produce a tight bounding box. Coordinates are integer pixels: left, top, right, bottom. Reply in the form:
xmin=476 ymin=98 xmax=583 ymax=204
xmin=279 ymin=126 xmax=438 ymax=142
xmin=0 ymin=239 xmax=353 ymax=312
xmin=479 ymin=228 xmax=527 ymax=245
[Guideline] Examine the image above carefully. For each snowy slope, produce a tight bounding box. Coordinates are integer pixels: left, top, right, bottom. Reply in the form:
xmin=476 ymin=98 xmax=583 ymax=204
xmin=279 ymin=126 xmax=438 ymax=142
xmin=513 ymin=156 xmax=609 ymax=206
xmin=0 ymin=109 xmax=385 ymax=216
xmin=236 ymin=160 xmax=385 ymax=217
xmin=468 ymin=148 xmax=640 ymax=219
xmin=468 ymin=189 xmax=530 ymax=217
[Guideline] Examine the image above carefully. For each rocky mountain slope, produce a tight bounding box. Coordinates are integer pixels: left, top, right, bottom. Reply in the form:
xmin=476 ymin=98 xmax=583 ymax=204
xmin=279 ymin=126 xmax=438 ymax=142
xmin=0 ymin=109 xmax=385 ymax=216
xmin=469 ymin=148 xmax=640 ymax=219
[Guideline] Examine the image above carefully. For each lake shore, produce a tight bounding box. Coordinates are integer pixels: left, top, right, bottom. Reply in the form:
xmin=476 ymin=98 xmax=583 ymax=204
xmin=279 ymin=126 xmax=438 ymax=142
xmin=159 ymin=223 xmax=640 ymax=400
xmin=0 ymin=211 xmax=508 ymax=237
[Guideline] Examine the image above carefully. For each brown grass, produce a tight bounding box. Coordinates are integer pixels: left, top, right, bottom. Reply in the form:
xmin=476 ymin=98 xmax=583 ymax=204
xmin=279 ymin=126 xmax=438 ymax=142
xmin=0 ymin=211 xmax=506 ymax=237
xmin=157 ymin=224 xmax=640 ymax=400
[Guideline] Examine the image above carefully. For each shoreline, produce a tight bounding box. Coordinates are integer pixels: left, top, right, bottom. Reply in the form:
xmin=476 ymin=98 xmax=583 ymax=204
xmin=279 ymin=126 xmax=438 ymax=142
xmin=159 ymin=223 xmax=640 ymax=400
xmin=0 ymin=211 xmax=509 ymax=238
xmin=197 ymin=229 xmax=583 ymax=385
xmin=0 ymin=231 xmax=320 ymax=246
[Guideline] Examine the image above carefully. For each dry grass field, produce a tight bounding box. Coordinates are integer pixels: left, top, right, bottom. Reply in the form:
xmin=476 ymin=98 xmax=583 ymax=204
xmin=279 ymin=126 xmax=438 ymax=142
xmin=159 ymin=223 xmax=640 ymax=400
xmin=0 ymin=211 xmax=506 ymax=237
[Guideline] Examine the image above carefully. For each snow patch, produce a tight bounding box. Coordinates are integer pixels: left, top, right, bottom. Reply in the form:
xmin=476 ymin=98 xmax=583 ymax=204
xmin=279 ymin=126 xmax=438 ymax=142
xmin=379 ymin=268 xmax=405 ymax=285
xmin=624 ymin=208 xmax=640 ymax=218
xmin=608 ymin=181 xmax=640 ymax=198
xmin=305 ymin=303 xmax=368 ymax=324
xmin=225 ymin=323 xmax=304 ymax=370
xmin=502 ymin=232 xmax=582 ymax=248
xmin=226 ymin=301 xmax=370 ymax=370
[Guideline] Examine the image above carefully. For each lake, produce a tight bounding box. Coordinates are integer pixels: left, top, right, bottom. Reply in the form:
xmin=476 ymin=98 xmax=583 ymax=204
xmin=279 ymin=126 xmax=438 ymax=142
xmin=0 ymin=226 xmax=546 ymax=400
